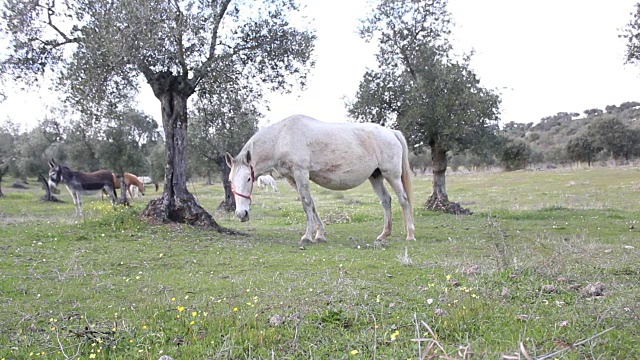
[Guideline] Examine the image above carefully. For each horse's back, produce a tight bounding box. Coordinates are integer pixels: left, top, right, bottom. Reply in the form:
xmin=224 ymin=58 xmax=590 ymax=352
xmin=268 ymin=116 xmax=404 ymax=190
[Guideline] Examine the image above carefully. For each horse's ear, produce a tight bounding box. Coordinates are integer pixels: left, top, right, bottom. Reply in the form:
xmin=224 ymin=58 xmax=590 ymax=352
xmin=224 ymin=152 xmax=234 ymax=168
xmin=244 ymin=150 xmax=252 ymax=165
xmin=49 ymin=159 xmax=56 ymax=168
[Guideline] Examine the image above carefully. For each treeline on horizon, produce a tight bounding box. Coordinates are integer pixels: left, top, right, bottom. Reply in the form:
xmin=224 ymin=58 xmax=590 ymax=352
xmin=2 ymin=99 xmax=639 ymax=188
xmin=409 ymin=100 xmax=640 ymax=174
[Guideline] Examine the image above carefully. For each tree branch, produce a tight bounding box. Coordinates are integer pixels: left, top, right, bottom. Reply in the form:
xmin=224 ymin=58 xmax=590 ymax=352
xmin=36 ymin=0 xmax=80 ymax=45
xmin=172 ymin=0 xmax=189 ymax=79
xmin=190 ymin=0 xmax=232 ymax=87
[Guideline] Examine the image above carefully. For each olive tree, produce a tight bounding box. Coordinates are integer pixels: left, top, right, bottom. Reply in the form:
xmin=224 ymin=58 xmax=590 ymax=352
xmin=348 ymin=0 xmax=500 ymax=214
xmin=1 ymin=0 xmax=315 ymax=228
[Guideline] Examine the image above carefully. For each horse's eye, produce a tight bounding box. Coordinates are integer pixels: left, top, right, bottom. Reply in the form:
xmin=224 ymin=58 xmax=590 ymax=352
xmin=247 ymin=177 xmax=251 ymax=183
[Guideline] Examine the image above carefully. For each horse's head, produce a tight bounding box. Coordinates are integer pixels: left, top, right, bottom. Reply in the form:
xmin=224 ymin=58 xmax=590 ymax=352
xmin=48 ymin=159 xmax=63 ymax=188
xmin=225 ymin=150 xmax=255 ymax=222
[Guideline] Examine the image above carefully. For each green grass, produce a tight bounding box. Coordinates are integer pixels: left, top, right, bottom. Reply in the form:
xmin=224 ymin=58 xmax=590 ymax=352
xmin=1 ymin=167 xmax=639 ymax=359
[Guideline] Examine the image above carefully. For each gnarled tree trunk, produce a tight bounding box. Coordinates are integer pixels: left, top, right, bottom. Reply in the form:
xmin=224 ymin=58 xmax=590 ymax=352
xmin=217 ymin=154 xmax=235 ymax=212
xmin=37 ymin=172 xmax=61 ymax=202
xmin=424 ymin=144 xmax=472 ymax=215
xmin=141 ymin=72 xmax=228 ymax=231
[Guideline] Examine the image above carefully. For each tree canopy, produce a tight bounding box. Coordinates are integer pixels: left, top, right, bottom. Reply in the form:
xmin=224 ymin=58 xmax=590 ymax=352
xmin=347 ymin=0 xmax=500 ymax=213
xmin=1 ymin=0 xmax=316 ymax=226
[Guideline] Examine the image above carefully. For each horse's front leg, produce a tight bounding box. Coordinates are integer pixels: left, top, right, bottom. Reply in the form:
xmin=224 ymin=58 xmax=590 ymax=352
xmin=293 ymin=174 xmax=325 ymax=244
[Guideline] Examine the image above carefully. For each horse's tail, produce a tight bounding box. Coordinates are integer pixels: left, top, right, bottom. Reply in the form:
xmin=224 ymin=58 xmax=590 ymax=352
xmin=394 ymin=130 xmax=414 ymax=227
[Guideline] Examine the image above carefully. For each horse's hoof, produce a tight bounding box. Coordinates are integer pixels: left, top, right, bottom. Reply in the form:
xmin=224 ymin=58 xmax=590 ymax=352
xmin=314 ymin=236 xmax=327 ymax=243
xmin=299 ymin=238 xmax=313 ymax=245
xmin=406 ymin=236 xmax=416 ymax=241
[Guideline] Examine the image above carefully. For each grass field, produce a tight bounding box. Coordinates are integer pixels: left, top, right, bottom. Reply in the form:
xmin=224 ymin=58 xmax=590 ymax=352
xmin=1 ymin=167 xmax=639 ymax=359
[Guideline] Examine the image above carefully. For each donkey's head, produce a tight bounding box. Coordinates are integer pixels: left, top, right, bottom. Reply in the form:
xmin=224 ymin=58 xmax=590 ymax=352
xmin=225 ymin=150 xmax=255 ymax=222
xmin=48 ymin=159 xmax=63 ymax=188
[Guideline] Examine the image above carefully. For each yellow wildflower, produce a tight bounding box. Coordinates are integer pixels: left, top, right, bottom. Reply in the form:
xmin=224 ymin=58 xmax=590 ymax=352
xmin=350 ymin=350 xmax=359 ymax=355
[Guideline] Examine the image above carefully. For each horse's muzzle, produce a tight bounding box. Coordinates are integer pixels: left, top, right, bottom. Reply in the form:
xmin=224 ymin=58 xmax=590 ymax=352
xmin=236 ymin=209 xmax=250 ymax=222
xmin=48 ymin=180 xmax=57 ymax=189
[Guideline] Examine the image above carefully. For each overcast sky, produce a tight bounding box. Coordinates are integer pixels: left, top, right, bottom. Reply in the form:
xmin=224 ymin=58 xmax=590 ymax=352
xmin=2 ymin=0 xmax=640 ymax=129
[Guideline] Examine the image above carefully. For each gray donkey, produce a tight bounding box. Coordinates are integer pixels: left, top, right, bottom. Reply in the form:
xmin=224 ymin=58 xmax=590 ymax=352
xmin=48 ymin=159 xmax=117 ymax=215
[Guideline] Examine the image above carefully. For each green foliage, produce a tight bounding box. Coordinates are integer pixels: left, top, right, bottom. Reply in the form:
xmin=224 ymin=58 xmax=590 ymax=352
xmin=500 ymin=101 xmax=640 ymax=166
xmin=1 ymin=0 xmax=316 ymax=116
xmin=99 ymin=108 xmax=160 ymax=174
xmin=188 ymin=85 xmax=260 ymax=180
xmin=0 ymin=120 xmax=19 ymax=177
xmin=348 ymin=0 xmax=501 ymax=155
xmin=623 ymin=3 xmax=640 ymax=65
xmin=566 ymin=133 xmax=601 ymax=166
xmin=1 ymin=0 xmax=316 ymax=219
xmin=587 ymin=116 xmax=640 ymax=160
xmin=348 ymin=0 xmax=500 ymax=203
xmin=499 ymin=136 xmax=531 ymax=171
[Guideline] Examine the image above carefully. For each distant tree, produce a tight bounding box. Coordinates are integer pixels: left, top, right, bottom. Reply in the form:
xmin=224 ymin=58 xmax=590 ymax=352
xmin=583 ymin=108 xmax=603 ymax=117
xmin=587 ymin=116 xmax=638 ymax=161
xmin=605 ymin=104 xmax=619 ymax=113
xmin=566 ymin=133 xmax=601 ymax=166
xmin=63 ymin=122 xmax=101 ymax=171
xmin=1 ymin=0 xmax=315 ymax=228
xmin=618 ymin=101 xmax=640 ymax=111
xmin=99 ymin=109 xmax=160 ymax=174
xmin=466 ymin=151 xmax=497 ymax=171
xmin=528 ymin=148 xmax=544 ymax=166
xmin=145 ymin=141 xmax=166 ymax=188
xmin=543 ymin=145 xmax=569 ymax=166
xmin=0 ymin=162 xmax=7 ymax=197
xmin=0 ymin=122 xmax=15 ymax=196
xmin=14 ymin=119 xmax=65 ymax=178
xmin=0 ymin=121 xmax=19 ymax=181
xmin=189 ymin=87 xmax=259 ymax=211
xmin=499 ymin=137 xmax=531 ymax=171
xmin=348 ymin=0 xmax=501 ymax=214
xmin=408 ymin=151 xmax=431 ymax=174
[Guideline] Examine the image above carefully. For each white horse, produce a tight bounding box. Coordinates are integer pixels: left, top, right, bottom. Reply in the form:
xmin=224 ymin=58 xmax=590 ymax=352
xmin=257 ymin=175 xmax=278 ymax=192
xmin=225 ymin=115 xmax=415 ymax=244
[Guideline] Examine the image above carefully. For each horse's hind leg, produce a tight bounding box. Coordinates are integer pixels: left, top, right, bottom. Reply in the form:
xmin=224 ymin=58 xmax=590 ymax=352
xmin=369 ymin=175 xmax=393 ymax=240
xmin=385 ymin=176 xmax=416 ymax=241
xmin=292 ymin=173 xmax=325 ymax=244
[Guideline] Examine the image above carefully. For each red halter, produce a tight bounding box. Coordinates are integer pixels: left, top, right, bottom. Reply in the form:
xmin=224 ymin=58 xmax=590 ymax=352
xmin=231 ymin=166 xmax=255 ymax=203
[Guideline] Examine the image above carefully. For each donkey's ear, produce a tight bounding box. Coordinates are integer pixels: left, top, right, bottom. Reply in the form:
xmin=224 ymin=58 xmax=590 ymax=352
xmin=244 ymin=150 xmax=252 ymax=165
xmin=224 ymin=152 xmax=234 ymax=168
xmin=49 ymin=158 xmax=56 ymax=168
